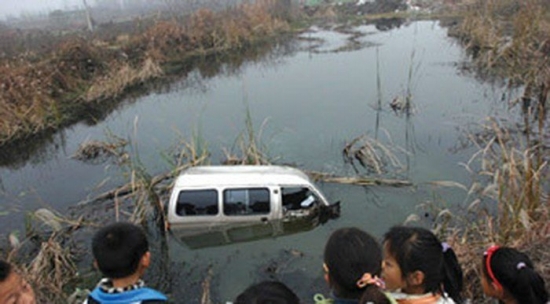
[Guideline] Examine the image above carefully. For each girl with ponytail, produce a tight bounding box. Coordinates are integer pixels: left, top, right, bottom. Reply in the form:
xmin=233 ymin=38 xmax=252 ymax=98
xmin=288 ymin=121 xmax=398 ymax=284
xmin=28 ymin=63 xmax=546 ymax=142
xmin=381 ymin=226 xmax=463 ymax=304
xmin=481 ymin=246 xmax=548 ymax=304
xmin=315 ymin=227 xmax=395 ymax=304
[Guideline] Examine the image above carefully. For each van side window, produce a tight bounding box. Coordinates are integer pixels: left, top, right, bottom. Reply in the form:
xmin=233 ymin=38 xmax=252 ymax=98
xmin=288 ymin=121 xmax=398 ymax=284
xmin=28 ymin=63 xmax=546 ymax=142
xmin=223 ymin=188 xmax=270 ymax=215
xmin=176 ymin=189 xmax=218 ymax=216
xmin=282 ymin=187 xmax=319 ymax=210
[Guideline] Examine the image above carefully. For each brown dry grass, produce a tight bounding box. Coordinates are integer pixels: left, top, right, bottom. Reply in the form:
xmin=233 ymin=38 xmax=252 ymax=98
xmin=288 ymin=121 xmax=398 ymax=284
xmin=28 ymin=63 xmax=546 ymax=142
xmin=430 ymin=115 xmax=549 ymax=302
xmin=0 ymin=0 xmax=291 ymax=147
xmin=4 ymin=208 xmax=86 ymax=303
xmin=450 ymin=0 xmax=550 ymax=93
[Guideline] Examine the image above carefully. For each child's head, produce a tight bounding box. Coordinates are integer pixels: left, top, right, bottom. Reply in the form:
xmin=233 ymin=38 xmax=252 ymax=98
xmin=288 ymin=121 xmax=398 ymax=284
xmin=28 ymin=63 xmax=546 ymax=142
xmin=357 ymin=274 xmax=392 ymax=304
xmin=382 ymin=226 xmax=462 ymax=302
xmin=323 ymin=227 xmax=383 ymax=300
xmin=92 ymin=222 xmax=150 ymax=279
xmin=481 ymin=246 xmax=548 ymax=304
xmin=0 ymin=260 xmax=36 ymax=304
xmin=234 ymin=281 xmax=299 ymax=304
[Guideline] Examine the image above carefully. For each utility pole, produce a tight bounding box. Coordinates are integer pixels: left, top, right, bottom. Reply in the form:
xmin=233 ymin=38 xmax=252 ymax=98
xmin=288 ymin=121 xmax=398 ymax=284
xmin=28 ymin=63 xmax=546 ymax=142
xmin=82 ymin=0 xmax=94 ymax=32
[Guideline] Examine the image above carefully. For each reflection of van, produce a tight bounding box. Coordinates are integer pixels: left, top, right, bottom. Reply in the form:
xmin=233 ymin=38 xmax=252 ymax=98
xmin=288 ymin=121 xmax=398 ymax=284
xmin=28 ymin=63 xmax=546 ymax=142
xmin=167 ymin=165 xmax=339 ymax=229
xmin=171 ymin=217 xmax=321 ymax=249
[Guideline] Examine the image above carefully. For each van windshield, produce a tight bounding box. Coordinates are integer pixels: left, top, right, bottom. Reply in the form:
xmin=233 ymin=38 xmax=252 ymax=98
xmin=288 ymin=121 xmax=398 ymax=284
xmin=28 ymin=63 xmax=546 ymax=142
xmin=281 ymin=187 xmax=319 ymax=211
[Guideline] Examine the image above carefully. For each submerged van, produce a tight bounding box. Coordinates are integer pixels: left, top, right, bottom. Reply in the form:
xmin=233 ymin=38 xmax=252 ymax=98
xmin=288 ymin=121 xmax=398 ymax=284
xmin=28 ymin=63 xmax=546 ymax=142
xmin=167 ymin=165 xmax=339 ymax=230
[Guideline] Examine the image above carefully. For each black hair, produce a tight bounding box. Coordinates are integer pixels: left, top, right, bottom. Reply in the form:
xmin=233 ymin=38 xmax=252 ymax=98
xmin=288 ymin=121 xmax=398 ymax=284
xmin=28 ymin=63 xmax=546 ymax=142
xmin=383 ymin=226 xmax=463 ymax=303
xmin=235 ymin=281 xmax=300 ymax=304
xmin=324 ymin=227 xmax=383 ymax=300
xmin=358 ymin=285 xmax=392 ymax=304
xmin=92 ymin=222 xmax=149 ymax=279
xmin=482 ymin=246 xmax=548 ymax=304
xmin=0 ymin=260 xmax=12 ymax=282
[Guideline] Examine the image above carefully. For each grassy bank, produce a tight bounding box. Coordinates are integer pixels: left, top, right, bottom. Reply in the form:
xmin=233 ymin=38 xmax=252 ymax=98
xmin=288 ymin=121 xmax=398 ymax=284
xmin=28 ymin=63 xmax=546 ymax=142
xmin=0 ymin=0 xmax=291 ymax=147
xmin=435 ymin=0 xmax=550 ymax=301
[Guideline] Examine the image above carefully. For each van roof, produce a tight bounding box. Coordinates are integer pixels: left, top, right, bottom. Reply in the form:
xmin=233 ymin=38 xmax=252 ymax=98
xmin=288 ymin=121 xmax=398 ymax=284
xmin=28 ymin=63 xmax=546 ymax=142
xmin=174 ymin=165 xmax=313 ymax=188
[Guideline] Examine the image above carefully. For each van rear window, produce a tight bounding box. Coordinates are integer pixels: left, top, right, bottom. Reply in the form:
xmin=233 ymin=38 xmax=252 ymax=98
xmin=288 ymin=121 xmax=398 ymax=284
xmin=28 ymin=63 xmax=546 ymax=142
xmin=223 ymin=188 xmax=270 ymax=215
xmin=176 ymin=189 xmax=218 ymax=216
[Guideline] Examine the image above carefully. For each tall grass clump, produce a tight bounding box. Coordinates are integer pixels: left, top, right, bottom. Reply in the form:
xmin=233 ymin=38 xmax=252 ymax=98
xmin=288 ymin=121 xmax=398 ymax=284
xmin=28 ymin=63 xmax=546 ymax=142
xmin=223 ymin=104 xmax=273 ymax=165
xmin=5 ymin=208 xmax=84 ymax=303
xmin=418 ymin=115 xmax=549 ymax=302
xmin=432 ymin=1 xmax=550 ymax=300
xmin=450 ymin=0 xmax=550 ymax=108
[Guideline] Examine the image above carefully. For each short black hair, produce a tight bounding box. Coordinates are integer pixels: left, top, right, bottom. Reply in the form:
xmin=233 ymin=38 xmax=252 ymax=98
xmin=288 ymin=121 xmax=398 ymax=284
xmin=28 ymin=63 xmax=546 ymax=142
xmin=0 ymin=260 xmax=12 ymax=282
xmin=235 ymin=281 xmax=299 ymax=304
xmin=92 ymin=222 xmax=149 ymax=279
xmin=324 ymin=227 xmax=382 ymax=300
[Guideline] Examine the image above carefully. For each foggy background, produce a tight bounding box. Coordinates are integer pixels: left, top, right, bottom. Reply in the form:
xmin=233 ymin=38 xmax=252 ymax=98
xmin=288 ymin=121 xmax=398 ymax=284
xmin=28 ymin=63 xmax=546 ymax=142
xmin=0 ymin=0 xmax=94 ymax=18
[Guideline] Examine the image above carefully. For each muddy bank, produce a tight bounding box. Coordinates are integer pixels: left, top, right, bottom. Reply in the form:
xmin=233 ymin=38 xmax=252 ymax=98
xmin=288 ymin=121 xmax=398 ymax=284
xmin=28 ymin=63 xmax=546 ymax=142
xmin=0 ymin=0 xmax=292 ymax=150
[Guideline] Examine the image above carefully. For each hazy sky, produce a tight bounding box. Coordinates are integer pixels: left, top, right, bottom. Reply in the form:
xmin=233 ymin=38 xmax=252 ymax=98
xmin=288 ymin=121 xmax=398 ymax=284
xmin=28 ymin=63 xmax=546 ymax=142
xmin=0 ymin=0 xmax=94 ymax=18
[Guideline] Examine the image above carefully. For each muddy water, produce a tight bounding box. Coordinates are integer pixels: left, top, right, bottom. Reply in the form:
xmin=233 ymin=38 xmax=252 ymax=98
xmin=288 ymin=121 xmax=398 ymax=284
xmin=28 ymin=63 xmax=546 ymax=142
xmin=0 ymin=21 xmax=516 ymax=302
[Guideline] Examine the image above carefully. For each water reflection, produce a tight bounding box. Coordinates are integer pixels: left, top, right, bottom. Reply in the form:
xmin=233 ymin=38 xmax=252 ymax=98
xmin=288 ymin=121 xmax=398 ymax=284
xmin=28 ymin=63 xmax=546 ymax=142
xmin=170 ymin=216 xmax=332 ymax=250
xmin=0 ymin=37 xmax=297 ymax=169
xmin=374 ymin=17 xmax=405 ymax=31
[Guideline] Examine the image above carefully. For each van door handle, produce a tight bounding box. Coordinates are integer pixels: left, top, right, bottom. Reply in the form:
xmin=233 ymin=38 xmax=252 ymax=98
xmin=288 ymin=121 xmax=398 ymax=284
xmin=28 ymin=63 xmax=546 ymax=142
xmin=261 ymin=217 xmax=268 ymax=222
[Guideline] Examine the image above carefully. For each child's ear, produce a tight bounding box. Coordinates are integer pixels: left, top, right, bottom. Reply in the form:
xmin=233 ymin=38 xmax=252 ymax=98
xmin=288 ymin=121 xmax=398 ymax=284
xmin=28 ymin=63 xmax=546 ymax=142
xmin=407 ymin=270 xmax=425 ymax=287
xmin=93 ymin=260 xmax=99 ymax=270
xmin=490 ymin=282 xmax=504 ymax=298
xmin=141 ymin=251 xmax=151 ymax=268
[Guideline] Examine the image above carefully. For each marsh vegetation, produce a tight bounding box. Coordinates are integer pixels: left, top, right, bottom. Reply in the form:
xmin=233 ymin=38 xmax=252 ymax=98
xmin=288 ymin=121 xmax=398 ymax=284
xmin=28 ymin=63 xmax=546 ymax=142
xmin=0 ymin=0 xmax=549 ymax=303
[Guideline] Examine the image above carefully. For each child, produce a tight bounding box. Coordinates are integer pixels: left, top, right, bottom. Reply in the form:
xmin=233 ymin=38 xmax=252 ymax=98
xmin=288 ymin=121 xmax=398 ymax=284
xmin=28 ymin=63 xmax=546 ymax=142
xmin=0 ymin=260 xmax=36 ymax=304
xmin=315 ymin=227 xmax=395 ymax=304
xmin=234 ymin=281 xmax=300 ymax=304
xmin=481 ymin=245 xmax=548 ymax=304
xmin=84 ymin=222 xmax=168 ymax=304
xmin=382 ymin=226 xmax=463 ymax=304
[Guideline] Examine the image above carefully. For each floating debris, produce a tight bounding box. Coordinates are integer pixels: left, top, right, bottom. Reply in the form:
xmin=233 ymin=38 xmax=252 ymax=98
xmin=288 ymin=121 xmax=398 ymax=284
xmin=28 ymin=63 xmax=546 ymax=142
xmin=72 ymin=138 xmax=128 ymax=164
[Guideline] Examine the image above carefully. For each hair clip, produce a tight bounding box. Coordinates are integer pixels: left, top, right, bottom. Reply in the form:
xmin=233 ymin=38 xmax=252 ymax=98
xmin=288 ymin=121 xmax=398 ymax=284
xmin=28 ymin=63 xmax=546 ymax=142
xmin=357 ymin=273 xmax=385 ymax=289
xmin=441 ymin=242 xmax=451 ymax=253
xmin=516 ymin=262 xmax=526 ymax=270
xmin=323 ymin=263 xmax=329 ymax=274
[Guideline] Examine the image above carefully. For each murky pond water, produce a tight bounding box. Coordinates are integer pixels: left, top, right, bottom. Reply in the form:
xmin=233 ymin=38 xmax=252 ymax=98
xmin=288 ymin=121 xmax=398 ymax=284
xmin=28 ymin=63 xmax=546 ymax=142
xmin=0 ymin=20 xmax=516 ymax=302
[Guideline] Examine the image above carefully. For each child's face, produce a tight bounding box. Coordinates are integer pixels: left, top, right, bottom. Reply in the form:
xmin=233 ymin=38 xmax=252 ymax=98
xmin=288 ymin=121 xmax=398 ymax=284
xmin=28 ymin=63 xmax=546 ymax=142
xmin=382 ymin=241 xmax=406 ymax=291
xmin=0 ymin=271 xmax=36 ymax=304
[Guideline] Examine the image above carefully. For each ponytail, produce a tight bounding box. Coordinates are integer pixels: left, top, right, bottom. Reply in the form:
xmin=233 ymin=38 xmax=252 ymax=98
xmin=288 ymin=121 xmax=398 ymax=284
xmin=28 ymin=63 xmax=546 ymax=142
xmin=512 ymin=265 xmax=548 ymax=304
xmin=384 ymin=227 xmax=464 ymax=303
xmin=359 ymin=284 xmax=392 ymax=304
xmin=483 ymin=246 xmax=548 ymax=304
xmin=441 ymin=243 xmax=463 ymax=303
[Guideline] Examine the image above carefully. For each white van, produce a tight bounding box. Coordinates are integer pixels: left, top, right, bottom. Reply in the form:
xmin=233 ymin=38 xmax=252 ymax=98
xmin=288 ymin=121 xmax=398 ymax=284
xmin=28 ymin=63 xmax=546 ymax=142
xmin=167 ymin=165 xmax=339 ymax=230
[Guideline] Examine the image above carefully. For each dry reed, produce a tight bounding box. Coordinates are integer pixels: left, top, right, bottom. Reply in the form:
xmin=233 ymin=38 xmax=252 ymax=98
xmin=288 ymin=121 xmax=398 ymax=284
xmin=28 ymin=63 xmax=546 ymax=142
xmin=422 ymin=115 xmax=549 ymax=302
xmin=0 ymin=0 xmax=292 ymax=147
xmin=343 ymin=133 xmax=406 ymax=175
